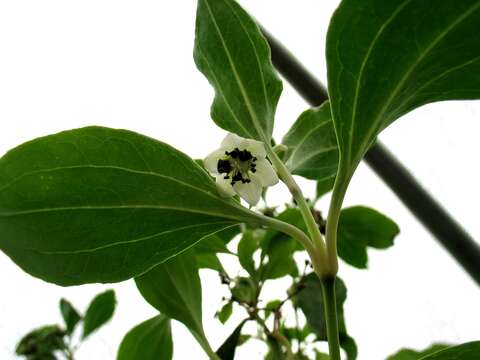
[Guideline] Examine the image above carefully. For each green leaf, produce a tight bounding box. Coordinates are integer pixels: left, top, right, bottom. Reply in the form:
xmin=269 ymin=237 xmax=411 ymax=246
xmin=216 ymin=302 xmax=233 ymax=324
xmin=195 ymin=226 xmax=240 ymax=254
xmin=237 ymin=230 xmax=260 ymax=275
xmin=338 ymin=206 xmax=400 ymax=269
xmin=135 ymin=249 xmax=212 ymax=353
xmin=261 ymin=208 xmax=306 ymax=253
xmin=216 ymin=320 xmax=248 ymax=360
xmin=387 ymin=344 xmax=450 ymax=360
xmin=82 ymin=289 xmax=116 ymax=339
xmin=59 ymin=298 xmax=81 ymax=335
xmin=261 ymin=235 xmax=298 ymax=280
xmin=293 ymin=275 xmax=357 ymax=360
xmin=418 ymin=342 xmax=480 ymax=359
xmin=194 ymin=0 xmax=282 ymax=142
xmin=117 ymin=315 xmax=173 ymax=360
xmin=282 ymin=102 xmax=338 ymax=193
xmin=196 ymin=252 xmax=225 ymax=272
xmin=0 ymin=126 xmax=260 ymax=285
xmin=16 ymin=325 xmax=66 ymax=357
xmin=315 ymin=351 xmax=330 ymax=360
xmin=327 ymin=0 xmax=480 ymax=192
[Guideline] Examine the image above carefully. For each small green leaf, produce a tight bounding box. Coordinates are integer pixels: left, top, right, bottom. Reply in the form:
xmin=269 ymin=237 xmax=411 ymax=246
xmin=261 ymin=235 xmax=298 ymax=280
xmin=82 ymin=289 xmax=116 ymax=339
xmin=237 ymin=230 xmax=261 ymax=275
xmin=117 ymin=315 xmax=173 ymax=360
xmin=216 ymin=302 xmax=233 ymax=324
xmin=216 ymin=320 xmax=248 ymax=360
xmin=338 ymin=206 xmax=400 ymax=269
xmin=261 ymin=208 xmax=306 ymax=253
xmin=135 ymin=249 xmax=212 ymax=354
xmin=418 ymin=342 xmax=480 ymax=359
xmin=16 ymin=325 xmax=66 ymax=357
xmin=194 ymin=0 xmax=282 ymax=142
xmin=293 ymin=275 xmax=357 ymax=360
xmin=0 ymin=126 xmax=261 ymax=285
xmin=59 ymin=298 xmax=81 ymax=335
xmin=282 ymin=102 xmax=338 ymax=192
xmin=387 ymin=343 xmax=450 ymax=360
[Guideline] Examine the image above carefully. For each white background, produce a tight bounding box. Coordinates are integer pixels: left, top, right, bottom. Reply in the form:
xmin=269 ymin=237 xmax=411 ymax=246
xmin=0 ymin=1 xmax=479 ymax=359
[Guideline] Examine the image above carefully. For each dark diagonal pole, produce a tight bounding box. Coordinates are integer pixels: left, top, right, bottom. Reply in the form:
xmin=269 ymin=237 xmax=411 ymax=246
xmin=261 ymin=27 xmax=480 ymax=285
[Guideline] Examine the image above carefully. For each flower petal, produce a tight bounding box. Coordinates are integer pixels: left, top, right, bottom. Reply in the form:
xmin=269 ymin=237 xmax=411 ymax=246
xmin=250 ymin=159 xmax=279 ymax=187
xmin=204 ymin=149 xmax=225 ymax=174
xmin=243 ymin=139 xmax=266 ymax=157
xmin=221 ymin=133 xmax=243 ymax=149
xmin=215 ymin=175 xmax=236 ymax=197
xmin=233 ymin=181 xmax=262 ymax=206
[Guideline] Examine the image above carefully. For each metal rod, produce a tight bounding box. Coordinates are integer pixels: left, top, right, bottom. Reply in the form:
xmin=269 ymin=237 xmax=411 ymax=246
xmin=262 ymin=27 xmax=480 ymax=285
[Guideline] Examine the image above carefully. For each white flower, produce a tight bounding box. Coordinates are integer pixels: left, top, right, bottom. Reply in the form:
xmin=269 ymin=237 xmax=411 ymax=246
xmin=204 ymin=133 xmax=279 ymax=206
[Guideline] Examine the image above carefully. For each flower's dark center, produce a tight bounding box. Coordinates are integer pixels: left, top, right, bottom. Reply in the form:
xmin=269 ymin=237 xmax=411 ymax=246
xmin=217 ymin=147 xmax=258 ymax=186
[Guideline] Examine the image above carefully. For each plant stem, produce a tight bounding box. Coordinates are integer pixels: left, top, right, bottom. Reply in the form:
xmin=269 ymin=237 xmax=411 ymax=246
xmin=192 ymin=331 xmax=221 ymax=360
xmin=320 ymin=276 xmax=341 ymax=360
xmin=265 ymin=148 xmax=328 ymax=273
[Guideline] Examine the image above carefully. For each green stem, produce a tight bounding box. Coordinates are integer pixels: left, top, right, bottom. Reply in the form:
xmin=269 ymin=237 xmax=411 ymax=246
xmin=265 ymin=148 xmax=327 ymax=273
xmin=192 ymin=331 xmax=221 ymax=360
xmin=325 ymin=166 xmax=352 ymax=276
xmin=320 ymin=277 xmax=341 ymax=360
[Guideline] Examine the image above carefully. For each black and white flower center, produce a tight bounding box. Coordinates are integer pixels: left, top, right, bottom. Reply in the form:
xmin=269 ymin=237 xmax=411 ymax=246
xmin=216 ymin=147 xmax=258 ymax=186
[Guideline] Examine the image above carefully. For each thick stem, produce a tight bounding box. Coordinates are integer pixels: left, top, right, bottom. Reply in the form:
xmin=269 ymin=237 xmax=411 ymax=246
xmin=320 ymin=277 xmax=341 ymax=360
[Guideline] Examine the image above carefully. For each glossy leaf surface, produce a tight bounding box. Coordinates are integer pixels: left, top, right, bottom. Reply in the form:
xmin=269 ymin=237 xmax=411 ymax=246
xmin=117 ymin=315 xmax=173 ymax=360
xmin=282 ymin=102 xmax=338 ymax=191
xmin=327 ymin=0 xmax=480 ymax=172
xmin=194 ymin=0 xmax=282 ymax=142
xmin=338 ymin=206 xmax=399 ymax=268
xmin=0 ymin=126 xmax=258 ymax=285
xmin=82 ymin=289 xmax=116 ymax=339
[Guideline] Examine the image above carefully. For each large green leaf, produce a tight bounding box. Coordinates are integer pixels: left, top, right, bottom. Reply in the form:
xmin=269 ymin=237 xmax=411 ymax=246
xmin=82 ymin=289 xmax=116 ymax=339
xmin=327 ymin=0 xmax=480 ymax=173
xmin=0 ymin=126 xmax=261 ymax=285
xmin=59 ymin=298 xmax=82 ymax=335
xmin=419 ymin=342 xmax=480 ymax=359
xmin=237 ymin=229 xmax=260 ymax=276
xmin=282 ymin=102 xmax=338 ymax=193
xmin=194 ymin=0 xmax=282 ymax=142
xmin=117 ymin=315 xmax=173 ymax=360
xmin=293 ymin=275 xmax=357 ymax=360
xmin=135 ymin=249 xmax=213 ymax=354
xmin=387 ymin=344 xmax=450 ymax=360
xmin=338 ymin=206 xmax=400 ymax=269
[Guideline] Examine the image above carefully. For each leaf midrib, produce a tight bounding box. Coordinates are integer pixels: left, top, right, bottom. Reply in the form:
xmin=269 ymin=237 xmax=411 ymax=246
xmin=26 ymin=221 xmax=234 ymax=255
xmin=348 ymin=1 xmax=480 ymax=163
xmin=203 ymin=0 xmax=269 ymax=142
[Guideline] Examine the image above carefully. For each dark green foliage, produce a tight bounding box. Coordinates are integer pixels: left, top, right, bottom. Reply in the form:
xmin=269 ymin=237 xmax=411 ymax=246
xmin=59 ymin=299 xmax=81 ymax=335
xmin=82 ymin=289 xmax=116 ymax=339
xmin=216 ymin=320 xmax=248 ymax=360
xmin=16 ymin=325 xmax=66 ymax=359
